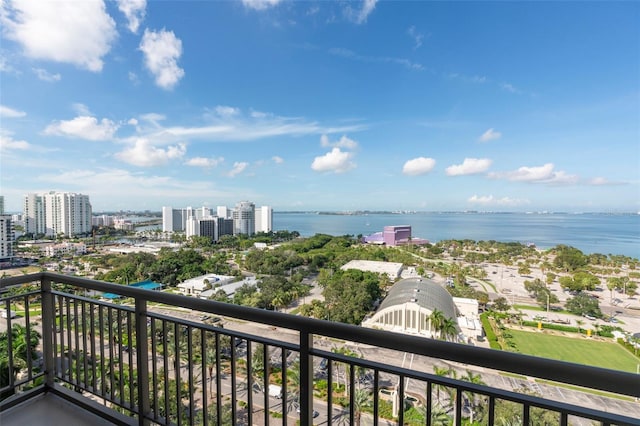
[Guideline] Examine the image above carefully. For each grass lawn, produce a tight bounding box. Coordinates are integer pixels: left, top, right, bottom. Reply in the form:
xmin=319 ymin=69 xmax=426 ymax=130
xmin=508 ymin=329 xmax=639 ymax=373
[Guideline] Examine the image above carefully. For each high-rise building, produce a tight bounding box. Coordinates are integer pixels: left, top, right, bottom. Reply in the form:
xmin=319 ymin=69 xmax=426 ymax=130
xmin=233 ymin=201 xmax=255 ymax=236
xmin=185 ymin=216 xmax=199 ymax=238
xmin=164 ymin=201 xmax=267 ymax=239
xmin=216 ymin=206 xmax=229 ymax=219
xmin=0 ymin=195 xmax=4 ymax=214
xmin=217 ymin=217 xmax=234 ymax=239
xmin=255 ymin=206 xmax=273 ymax=233
xmin=23 ymin=192 xmax=92 ymax=237
xmin=198 ymin=218 xmax=218 ymax=241
xmin=24 ymin=193 xmax=46 ymax=235
xmin=0 ymin=214 xmax=14 ymax=263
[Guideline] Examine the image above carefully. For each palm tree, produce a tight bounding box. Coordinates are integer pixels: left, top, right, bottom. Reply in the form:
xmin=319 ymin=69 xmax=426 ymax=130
xmin=0 ymin=324 xmax=40 ymax=397
xmin=575 ymin=319 xmax=585 ymax=335
xmin=432 ymin=365 xmax=453 ymax=404
xmin=271 ymin=293 xmax=285 ymax=312
xmin=441 ymin=317 xmax=458 ymax=341
xmin=352 ymin=388 xmax=372 ymax=426
xmin=417 ymin=403 xmax=450 ymax=426
xmin=460 ymin=370 xmax=487 ymax=423
xmin=428 ymin=309 xmax=445 ymax=338
xmin=204 ymin=344 xmax=217 ymax=392
xmin=165 ymin=325 xmax=189 ymax=373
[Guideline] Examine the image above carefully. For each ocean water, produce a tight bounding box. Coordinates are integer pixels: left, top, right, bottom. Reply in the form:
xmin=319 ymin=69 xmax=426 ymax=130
xmin=273 ymin=212 xmax=640 ymax=258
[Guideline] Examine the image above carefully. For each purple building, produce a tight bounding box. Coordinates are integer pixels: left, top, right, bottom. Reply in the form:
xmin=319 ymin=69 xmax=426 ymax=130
xmin=362 ymin=225 xmax=429 ymax=246
xmin=383 ymin=225 xmax=412 ymax=246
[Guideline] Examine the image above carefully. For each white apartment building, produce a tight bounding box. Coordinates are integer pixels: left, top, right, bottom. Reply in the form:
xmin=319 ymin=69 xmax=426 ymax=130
xmin=0 ymin=215 xmax=14 ymax=262
xmin=216 ymin=206 xmax=229 ymax=219
xmin=24 ymin=193 xmax=46 ymax=235
xmin=164 ymin=201 xmax=272 ymax=239
xmin=255 ymin=206 xmax=273 ymax=234
xmin=233 ymin=201 xmax=255 ymax=236
xmin=23 ymin=192 xmax=92 ymax=237
xmin=44 ymin=242 xmax=87 ymax=257
xmin=92 ymin=215 xmax=115 ymax=227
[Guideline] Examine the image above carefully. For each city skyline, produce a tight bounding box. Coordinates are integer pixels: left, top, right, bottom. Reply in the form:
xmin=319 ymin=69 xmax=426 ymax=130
xmin=1 ymin=1 xmax=638 ymax=213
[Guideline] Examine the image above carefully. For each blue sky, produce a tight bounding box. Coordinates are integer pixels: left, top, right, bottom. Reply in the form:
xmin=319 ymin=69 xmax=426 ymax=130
xmin=1 ymin=0 xmax=638 ymax=213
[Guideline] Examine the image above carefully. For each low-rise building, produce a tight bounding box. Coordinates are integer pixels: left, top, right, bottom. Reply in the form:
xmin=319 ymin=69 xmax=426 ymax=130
xmin=44 ymin=242 xmax=87 ymax=257
xmin=341 ymin=259 xmax=404 ymax=280
xmin=177 ymin=273 xmax=236 ymax=296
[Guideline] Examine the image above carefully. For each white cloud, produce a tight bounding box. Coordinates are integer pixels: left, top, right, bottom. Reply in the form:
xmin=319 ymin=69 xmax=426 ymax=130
xmin=44 ymin=116 xmax=118 ymax=141
xmin=241 ymin=0 xmax=282 ymax=11
xmin=311 ymin=148 xmax=356 ymax=173
xmin=0 ymin=105 xmax=26 ymax=118
xmin=407 ymin=26 xmax=424 ymax=49
xmin=228 ymin=161 xmax=249 ymax=177
xmin=115 ymin=138 xmax=186 ymax=167
xmin=479 ymin=128 xmax=501 ymax=142
xmin=72 ymin=103 xmax=92 ymax=116
xmin=446 ymin=72 xmax=486 ymax=84
xmin=128 ymin=71 xmax=139 ymax=84
xmin=329 ymin=47 xmax=423 ymax=71
xmin=250 ymin=110 xmax=269 ymax=119
xmin=491 ymin=163 xmax=554 ymax=182
xmin=320 ymin=134 xmax=358 ymax=149
xmin=0 ymin=132 xmax=30 ymax=152
xmin=544 ymin=170 xmax=579 ymax=185
xmin=402 ymin=157 xmax=436 ymax=176
xmin=501 ymin=82 xmax=521 ymax=94
xmin=468 ymin=195 xmax=530 ymax=207
xmin=445 ymin=158 xmax=492 ymax=176
xmin=345 ymin=0 xmax=378 ymax=24
xmin=127 ymin=118 xmax=138 ymax=126
xmin=139 ymin=28 xmax=185 ymax=90
xmin=589 ymin=177 xmax=608 ymax=186
xmin=32 ymin=67 xmax=61 ymax=82
xmin=145 ymin=108 xmax=365 ymax=142
xmin=36 ymin=168 xmax=235 ymax=210
xmin=116 ymin=0 xmax=146 ymax=33
xmin=488 ymin=163 xmax=578 ymax=185
xmin=139 ymin=112 xmax=166 ymax=123
xmin=185 ymin=157 xmax=224 ymax=168
xmin=1 ymin=0 xmax=116 ymax=72
xmin=215 ymin=105 xmax=240 ymax=117
xmin=272 ymin=156 xmax=284 ymax=164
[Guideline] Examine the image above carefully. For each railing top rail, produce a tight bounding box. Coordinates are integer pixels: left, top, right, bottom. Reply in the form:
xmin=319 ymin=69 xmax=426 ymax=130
xmin=2 ymin=272 xmax=639 ymax=397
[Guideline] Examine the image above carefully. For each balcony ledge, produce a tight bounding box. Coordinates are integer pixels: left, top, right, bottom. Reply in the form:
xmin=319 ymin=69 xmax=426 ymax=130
xmin=1 ymin=385 xmax=135 ymax=426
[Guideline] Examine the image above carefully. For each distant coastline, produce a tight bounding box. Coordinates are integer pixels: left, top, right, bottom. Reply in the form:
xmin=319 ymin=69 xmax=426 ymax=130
xmin=275 ymin=210 xmax=639 ymax=216
xmin=273 ymin=211 xmax=640 ymax=258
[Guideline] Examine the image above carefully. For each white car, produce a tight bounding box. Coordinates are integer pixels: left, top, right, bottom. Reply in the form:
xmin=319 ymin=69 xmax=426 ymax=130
xmin=1 ymin=309 xmax=17 ymax=319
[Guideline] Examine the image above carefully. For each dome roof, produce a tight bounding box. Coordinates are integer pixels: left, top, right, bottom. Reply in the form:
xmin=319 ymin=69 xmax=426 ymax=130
xmin=378 ymin=277 xmax=458 ymax=320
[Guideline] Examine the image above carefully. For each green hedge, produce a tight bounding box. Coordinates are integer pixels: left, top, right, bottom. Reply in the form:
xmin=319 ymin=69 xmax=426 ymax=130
xmin=521 ymin=320 xmax=614 ymax=338
xmin=617 ymin=338 xmax=640 ymax=359
xmin=480 ymin=313 xmax=500 ymax=349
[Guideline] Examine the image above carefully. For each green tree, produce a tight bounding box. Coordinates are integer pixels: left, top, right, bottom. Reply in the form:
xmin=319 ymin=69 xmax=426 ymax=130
xmin=566 ymin=293 xmax=601 ymax=317
xmin=0 ymin=324 xmax=41 ymax=399
xmin=428 ymin=309 xmax=446 ymax=338
xmin=517 ymin=263 xmax=531 ymax=276
xmin=441 ymin=317 xmax=458 ymax=342
xmin=553 ymin=245 xmax=587 ymax=272
xmin=492 ymin=297 xmax=511 ymax=312
xmin=353 ymin=388 xmax=372 ymax=426
xmin=321 ymin=269 xmax=381 ymax=324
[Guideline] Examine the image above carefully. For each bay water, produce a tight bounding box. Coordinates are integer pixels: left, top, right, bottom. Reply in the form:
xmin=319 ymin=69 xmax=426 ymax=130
xmin=274 ymin=212 xmax=640 ymax=259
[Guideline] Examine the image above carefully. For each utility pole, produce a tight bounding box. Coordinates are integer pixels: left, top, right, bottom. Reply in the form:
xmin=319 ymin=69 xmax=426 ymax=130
xmin=546 ymin=292 xmax=550 ymax=317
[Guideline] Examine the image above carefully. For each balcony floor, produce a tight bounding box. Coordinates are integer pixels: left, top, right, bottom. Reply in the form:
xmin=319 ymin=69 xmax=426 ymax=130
xmin=1 ymin=392 xmax=117 ymax=426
